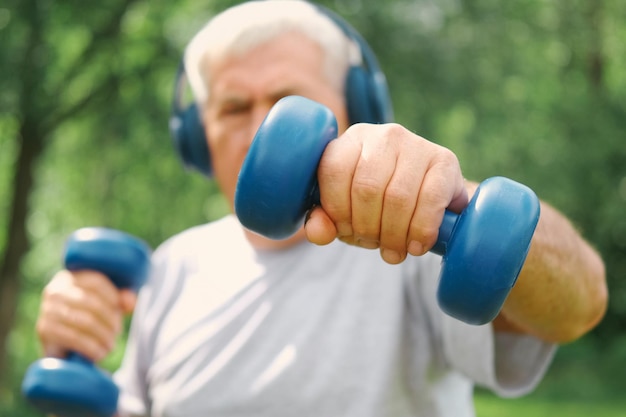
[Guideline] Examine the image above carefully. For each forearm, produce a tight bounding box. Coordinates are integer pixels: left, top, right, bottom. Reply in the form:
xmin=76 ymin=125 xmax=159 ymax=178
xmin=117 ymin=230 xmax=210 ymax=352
xmin=496 ymin=200 xmax=607 ymax=343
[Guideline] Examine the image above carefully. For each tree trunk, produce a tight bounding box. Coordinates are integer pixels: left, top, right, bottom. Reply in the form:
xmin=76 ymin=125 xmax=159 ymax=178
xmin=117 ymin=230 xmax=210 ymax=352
xmin=0 ymin=121 xmax=45 ymax=385
xmin=586 ymin=0 xmax=604 ymax=90
xmin=0 ymin=0 xmax=141 ymax=391
xmin=0 ymin=0 xmax=46 ymax=390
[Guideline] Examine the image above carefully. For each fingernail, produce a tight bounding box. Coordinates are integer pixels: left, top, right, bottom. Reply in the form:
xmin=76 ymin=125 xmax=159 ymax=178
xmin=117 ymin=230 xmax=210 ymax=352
xmin=382 ymin=249 xmax=402 ymax=264
xmin=408 ymin=240 xmax=424 ymax=256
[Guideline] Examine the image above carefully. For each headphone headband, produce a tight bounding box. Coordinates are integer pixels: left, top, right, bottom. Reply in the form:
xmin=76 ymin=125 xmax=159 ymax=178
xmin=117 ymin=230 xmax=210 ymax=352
xmin=169 ymin=2 xmax=393 ymax=178
xmin=318 ymin=6 xmax=393 ymax=124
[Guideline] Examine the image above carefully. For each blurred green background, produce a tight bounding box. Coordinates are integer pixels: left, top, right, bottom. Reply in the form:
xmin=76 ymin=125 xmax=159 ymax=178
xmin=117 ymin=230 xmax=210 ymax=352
xmin=1 ymin=0 xmax=625 ymax=415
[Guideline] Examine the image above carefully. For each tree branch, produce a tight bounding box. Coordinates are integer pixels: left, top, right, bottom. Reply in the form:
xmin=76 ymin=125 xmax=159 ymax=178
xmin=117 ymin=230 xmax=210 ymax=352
xmin=44 ymin=0 xmax=142 ymax=131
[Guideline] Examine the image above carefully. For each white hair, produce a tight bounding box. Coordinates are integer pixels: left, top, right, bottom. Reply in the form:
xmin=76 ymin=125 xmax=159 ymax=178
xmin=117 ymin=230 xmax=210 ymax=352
xmin=184 ymin=0 xmax=362 ymax=106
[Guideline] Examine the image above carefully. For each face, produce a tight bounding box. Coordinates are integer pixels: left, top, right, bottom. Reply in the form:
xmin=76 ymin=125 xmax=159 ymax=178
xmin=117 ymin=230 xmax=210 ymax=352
xmin=203 ymin=31 xmax=349 ymax=249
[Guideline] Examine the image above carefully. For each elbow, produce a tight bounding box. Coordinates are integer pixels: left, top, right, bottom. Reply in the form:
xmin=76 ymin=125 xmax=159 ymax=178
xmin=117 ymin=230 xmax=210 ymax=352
xmin=558 ymin=257 xmax=608 ymax=344
xmin=582 ymin=258 xmax=609 ymax=335
xmin=558 ymin=285 xmax=607 ymax=345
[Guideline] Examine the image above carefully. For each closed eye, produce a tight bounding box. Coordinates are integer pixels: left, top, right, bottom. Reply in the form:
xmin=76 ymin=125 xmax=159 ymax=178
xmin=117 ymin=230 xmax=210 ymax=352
xmin=220 ymin=101 xmax=251 ymax=117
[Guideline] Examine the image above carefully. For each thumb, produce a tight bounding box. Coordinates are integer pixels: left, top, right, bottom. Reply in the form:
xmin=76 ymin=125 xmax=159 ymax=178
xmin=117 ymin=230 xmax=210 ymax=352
xmin=119 ymin=289 xmax=138 ymax=314
xmin=304 ymin=206 xmax=337 ymax=246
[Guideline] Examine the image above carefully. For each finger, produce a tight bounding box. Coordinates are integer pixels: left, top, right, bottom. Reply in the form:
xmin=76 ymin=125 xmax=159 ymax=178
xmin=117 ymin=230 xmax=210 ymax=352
xmin=378 ymin=141 xmax=424 ymax=264
xmin=73 ymin=270 xmax=124 ymax=309
xmin=66 ymin=271 xmax=124 ymax=334
xmin=39 ymin=294 xmax=121 ymax=356
xmin=119 ymin=289 xmax=138 ymax=314
xmin=39 ymin=270 xmax=125 ymax=357
xmin=349 ymin=126 xmax=397 ymax=248
xmin=408 ymin=147 xmax=465 ymax=256
xmin=317 ymin=127 xmax=362 ymax=238
xmin=304 ymin=206 xmax=338 ymax=245
xmin=451 ymin=179 xmax=472 ymax=213
xmin=37 ymin=314 xmax=111 ymax=362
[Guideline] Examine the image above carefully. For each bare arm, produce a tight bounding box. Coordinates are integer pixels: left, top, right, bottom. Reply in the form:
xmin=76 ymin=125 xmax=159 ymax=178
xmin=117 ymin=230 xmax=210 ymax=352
xmin=483 ymin=185 xmax=608 ymax=344
xmin=304 ymin=124 xmax=606 ymax=344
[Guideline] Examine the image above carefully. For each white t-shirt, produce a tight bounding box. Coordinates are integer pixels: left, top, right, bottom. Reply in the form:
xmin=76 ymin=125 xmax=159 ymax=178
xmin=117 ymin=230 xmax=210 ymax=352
xmin=115 ymin=215 xmax=555 ymax=417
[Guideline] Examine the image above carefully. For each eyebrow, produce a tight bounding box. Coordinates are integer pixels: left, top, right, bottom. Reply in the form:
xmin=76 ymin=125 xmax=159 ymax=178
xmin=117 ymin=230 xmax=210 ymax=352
xmin=210 ymin=86 xmax=305 ymax=111
xmin=268 ymin=88 xmax=300 ymax=102
xmin=212 ymin=94 xmax=249 ymax=109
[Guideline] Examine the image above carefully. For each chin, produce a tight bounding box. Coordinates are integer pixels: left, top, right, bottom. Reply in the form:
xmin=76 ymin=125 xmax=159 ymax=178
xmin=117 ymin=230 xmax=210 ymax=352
xmin=243 ymin=227 xmax=307 ymax=251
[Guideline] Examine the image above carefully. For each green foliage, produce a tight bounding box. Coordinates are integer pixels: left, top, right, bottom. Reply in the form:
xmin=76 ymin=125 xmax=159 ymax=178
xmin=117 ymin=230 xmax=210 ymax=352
xmin=0 ymin=0 xmax=230 ymax=410
xmin=1 ymin=0 xmax=625 ymax=414
xmin=346 ymin=0 xmax=626 ymax=343
xmin=475 ymin=394 xmax=626 ymax=417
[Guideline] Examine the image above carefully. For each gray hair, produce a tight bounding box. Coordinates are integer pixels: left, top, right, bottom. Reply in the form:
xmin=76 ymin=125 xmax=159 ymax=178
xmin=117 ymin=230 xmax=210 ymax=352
xmin=184 ymin=0 xmax=362 ymax=106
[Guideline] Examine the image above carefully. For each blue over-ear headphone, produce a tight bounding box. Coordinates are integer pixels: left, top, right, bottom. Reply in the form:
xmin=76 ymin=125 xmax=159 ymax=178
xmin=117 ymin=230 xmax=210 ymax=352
xmin=168 ymin=2 xmax=394 ymax=178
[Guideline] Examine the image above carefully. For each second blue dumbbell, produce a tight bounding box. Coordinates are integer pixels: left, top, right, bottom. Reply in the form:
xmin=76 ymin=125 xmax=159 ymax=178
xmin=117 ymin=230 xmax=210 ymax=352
xmin=22 ymin=227 xmax=151 ymax=417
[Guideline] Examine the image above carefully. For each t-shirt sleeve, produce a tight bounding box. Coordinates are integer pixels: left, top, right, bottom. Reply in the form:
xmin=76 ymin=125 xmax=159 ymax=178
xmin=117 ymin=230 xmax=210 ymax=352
xmin=441 ymin=315 xmax=556 ymax=397
xmin=113 ymin=261 xmax=159 ymax=417
xmin=113 ymin=236 xmax=186 ymax=417
xmin=113 ymin=287 xmax=151 ymax=417
xmin=113 ymin=219 xmax=242 ymax=416
xmin=411 ymin=252 xmax=557 ymax=398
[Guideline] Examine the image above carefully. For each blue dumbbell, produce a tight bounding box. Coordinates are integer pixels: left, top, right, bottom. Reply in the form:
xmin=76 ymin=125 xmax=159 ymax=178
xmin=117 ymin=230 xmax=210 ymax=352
xmin=22 ymin=227 xmax=151 ymax=417
xmin=235 ymin=95 xmax=540 ymax=325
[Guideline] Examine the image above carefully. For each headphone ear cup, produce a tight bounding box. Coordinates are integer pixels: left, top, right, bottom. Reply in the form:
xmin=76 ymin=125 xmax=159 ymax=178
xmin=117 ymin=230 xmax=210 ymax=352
xmin=170 ymin=103 xmax=213 ymax=177
xmin=345 ymin=66 xmax=381 ymax=125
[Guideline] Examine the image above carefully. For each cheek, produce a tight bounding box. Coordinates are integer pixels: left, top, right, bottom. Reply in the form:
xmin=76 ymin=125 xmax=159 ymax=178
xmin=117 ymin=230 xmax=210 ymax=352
xmin=327 ymin=98 xmax=349 ymax=134
xmin=310 ymin=90 xmax=348 ymax=134
xmin=207 ymin=120 xmax=251 ymax=164
xmin=335 ymin=106 xmax=350 ymax=134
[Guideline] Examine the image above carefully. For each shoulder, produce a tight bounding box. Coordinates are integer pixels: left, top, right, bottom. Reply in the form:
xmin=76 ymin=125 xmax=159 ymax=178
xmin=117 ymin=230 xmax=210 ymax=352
xmin=136 ymin=215 xmax=250 ymax=311
xmin=145 ymin=215 xmax=251 ymax=290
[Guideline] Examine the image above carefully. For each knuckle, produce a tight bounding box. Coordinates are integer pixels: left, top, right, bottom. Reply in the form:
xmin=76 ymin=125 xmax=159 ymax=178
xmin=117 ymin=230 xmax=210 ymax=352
xmin=384 ymin=184 xmax=414 ymax=211
xmin=338 ymin=235 xmax=357 ymax=246
xmin=440 ymin=146 xmax=460 ymax=164
xmin=60 ymin=326 xmax=79 ymax=350
xmin=423 ymin=227 xmax=440 ymax=248
xmin=410 ymin=223 xmax=440 ymax=249
xmin=380 ymin=238 xmax=406 ymax=254
xmin=64 ymin=327 xmax=98 ymax=357
xmin=72 ymin=309 xmax=90 ymax=329
xmin=351 ymin=220 xmax=379 ymax=241
xmin=77 ymin=271 xmax=110 ymax=290
xmin=421 ymin=172 xmax=453 ymax=208
xmin=343 ymin=122 xmax=369 ymax=137
xmin=39 ymin=299 xmax=61 ymax=324
xmin=42 ymin=277 xmax=64 ymax=299
xmin=352 ymin=176 xmax=382 ymax=201
xmin=380 ymin=123 xmax=407 ymax=141
xmin=433 ymin=147 xmax=461 ymax=174
xmin=44 ymin=288 xmax=67 ymax=306
xmin=319 ymin=136 xmax=351 ymax=172
xmin=79 ymin=291 xmax=100 ymax=310
xmin=421 ymin=187 xmax=446 ymax=209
